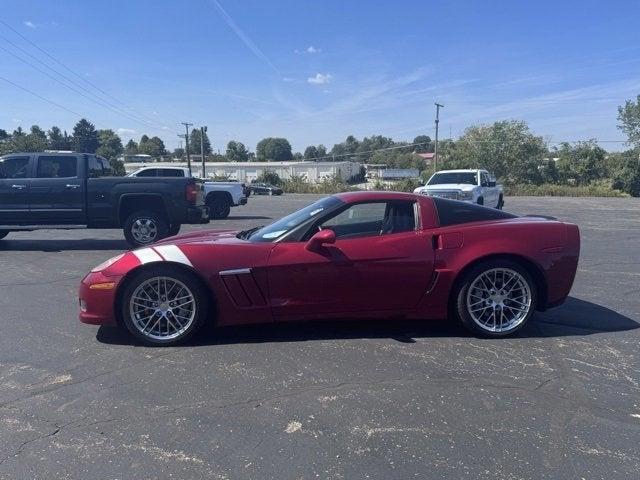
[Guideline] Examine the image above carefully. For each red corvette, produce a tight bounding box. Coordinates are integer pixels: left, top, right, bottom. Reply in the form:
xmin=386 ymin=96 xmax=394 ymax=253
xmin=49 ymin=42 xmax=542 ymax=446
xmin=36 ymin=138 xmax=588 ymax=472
xmin=79 ymin=191 xmax=580 ymax=346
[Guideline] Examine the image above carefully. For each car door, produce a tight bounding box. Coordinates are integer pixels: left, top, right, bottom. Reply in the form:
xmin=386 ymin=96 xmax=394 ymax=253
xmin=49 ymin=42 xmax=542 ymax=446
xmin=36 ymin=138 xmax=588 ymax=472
xmin=0 ymin=155 xmax=32 ymax=224
xmin=266 ymin=200 xmax=435 ymax=320
xmin=29 ymin=154 xmax=86 ymax=223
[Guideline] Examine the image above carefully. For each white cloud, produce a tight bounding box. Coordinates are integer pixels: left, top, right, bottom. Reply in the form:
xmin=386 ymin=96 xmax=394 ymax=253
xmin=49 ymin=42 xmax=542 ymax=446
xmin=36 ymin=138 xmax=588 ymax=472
xmin=306 ymin=46 xmax=320 ymax=54
xmin=24 ymin=21 xmax=36 ymax=29
xmin=116 ymin=128 xmax=136 ymax=136
xmin=12 ymin=118 xmax=21 ymax=123
xmin=282 ymin=77 xmax=295 ymax=82
xmin=308 ymin=73 xmax=332 ymax=85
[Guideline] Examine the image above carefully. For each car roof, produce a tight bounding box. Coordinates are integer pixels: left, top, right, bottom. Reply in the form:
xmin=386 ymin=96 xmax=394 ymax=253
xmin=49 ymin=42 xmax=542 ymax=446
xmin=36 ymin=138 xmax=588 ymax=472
xmin=433 ymin=169 xmax=483 ymax=174
xmin=334 ymin=191 xmax=420 ymax=203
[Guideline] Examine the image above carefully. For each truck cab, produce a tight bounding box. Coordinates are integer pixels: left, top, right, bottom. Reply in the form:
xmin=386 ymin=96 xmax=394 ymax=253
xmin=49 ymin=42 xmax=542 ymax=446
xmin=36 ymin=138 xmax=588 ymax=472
xmin=414 ymin=169 xmax=504 ymax=209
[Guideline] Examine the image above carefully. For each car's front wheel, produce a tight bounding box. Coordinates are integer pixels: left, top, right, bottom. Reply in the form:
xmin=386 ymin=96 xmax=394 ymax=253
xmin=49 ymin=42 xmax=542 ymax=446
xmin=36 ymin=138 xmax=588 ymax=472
xmin=120 ymin=265 xmax=209 ymax=346
xmin=454 ymin=260 xmax=537 ymax=337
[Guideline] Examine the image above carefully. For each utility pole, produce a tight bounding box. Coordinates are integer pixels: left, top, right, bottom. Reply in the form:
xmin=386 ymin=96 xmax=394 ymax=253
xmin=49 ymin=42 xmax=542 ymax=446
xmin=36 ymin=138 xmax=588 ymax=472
xmin=200 ymin=126 xmax=207 ymax=179
xmin=434 ymin=103 xmax=444 ymax=173
xmin=181 ymin=122 xmax=193 ymax=176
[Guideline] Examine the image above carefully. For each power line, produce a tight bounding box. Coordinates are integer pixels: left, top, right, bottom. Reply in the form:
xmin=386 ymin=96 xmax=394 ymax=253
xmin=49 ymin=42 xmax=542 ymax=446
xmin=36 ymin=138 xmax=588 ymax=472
xmin=0 ymin=20 xmax=177 ymax=133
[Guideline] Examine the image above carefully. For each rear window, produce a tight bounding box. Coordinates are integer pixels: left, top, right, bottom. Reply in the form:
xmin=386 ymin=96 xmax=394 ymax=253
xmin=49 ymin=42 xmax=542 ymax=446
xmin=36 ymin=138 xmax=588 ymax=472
xmin=36 ymin=155 xmax=78 ymax=178
xmin=433 ymin=197 xmax=516 ymax=226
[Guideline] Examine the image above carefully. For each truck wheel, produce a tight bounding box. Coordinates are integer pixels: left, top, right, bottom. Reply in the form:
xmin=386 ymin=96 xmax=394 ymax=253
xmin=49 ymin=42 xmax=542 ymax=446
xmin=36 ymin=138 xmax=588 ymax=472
xmin=208 ymin=197 xmax=231 ymax=219
xmin=0 ymin=230 xmax=9 ymax=240
xmin=124 ymin=211 xmax=168 ymax=247
xmin=168 ymin=224 xmax=181 ymax=236
xmin=497 ymin=195 xmax=504 ymax=210
xmin=477 ymin=197 xmax=484 ymax=206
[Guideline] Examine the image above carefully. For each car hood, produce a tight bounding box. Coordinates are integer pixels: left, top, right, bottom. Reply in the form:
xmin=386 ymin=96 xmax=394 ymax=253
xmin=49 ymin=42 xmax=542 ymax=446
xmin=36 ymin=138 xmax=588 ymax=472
xmin=420 ymin=184 xmax=476 ymax=191
xmin=154 ymin=228 xmax=242 ymax=246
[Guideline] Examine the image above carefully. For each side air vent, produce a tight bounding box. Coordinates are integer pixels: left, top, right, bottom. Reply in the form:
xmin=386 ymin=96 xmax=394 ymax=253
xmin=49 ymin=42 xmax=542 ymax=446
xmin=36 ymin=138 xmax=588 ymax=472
xmin=219 ymin=269 xmax=266 ymax=307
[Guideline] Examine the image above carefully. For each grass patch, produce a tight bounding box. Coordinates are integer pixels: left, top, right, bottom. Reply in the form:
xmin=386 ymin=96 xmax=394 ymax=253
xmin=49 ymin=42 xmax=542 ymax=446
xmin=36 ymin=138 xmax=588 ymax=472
xmin=504 ymin=183 xmax=628 ymax=197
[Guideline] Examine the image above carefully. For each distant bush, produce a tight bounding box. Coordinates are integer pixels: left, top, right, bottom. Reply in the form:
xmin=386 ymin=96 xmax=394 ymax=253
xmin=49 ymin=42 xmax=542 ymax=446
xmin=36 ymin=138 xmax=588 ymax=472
xmin=504 ymin=182 xmax=628 ymax=197
xmin=281 ymin=174 xmax=356 ymax=194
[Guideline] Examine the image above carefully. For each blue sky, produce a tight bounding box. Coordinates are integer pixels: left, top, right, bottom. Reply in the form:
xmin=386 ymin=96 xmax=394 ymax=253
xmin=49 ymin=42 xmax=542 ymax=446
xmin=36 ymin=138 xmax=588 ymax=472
xmin=1 ymin=0 xmax=639 ymax=151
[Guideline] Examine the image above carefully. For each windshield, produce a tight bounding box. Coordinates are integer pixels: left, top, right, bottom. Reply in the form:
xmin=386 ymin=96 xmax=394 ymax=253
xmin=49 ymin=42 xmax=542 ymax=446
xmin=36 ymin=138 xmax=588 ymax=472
xmin=428 ymin=172 xmax=478 ymax=186
xmin=241 ymin=196 xmax=343 ymax=242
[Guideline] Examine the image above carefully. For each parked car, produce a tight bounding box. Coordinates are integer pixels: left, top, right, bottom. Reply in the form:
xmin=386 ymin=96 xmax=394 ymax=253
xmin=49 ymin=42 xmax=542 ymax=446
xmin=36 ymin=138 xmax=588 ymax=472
xmin=414 ymin=169 xmax=504 ymax=209
xmin=249 ymin=182 xmax=283 ymax=196
xmin=0 ymin=152 xmax=209 ymax=247
xmin=79 ymin=191 xmax=580 ymax=346
xmin=127 ymin=166 xmax=248 ymax=219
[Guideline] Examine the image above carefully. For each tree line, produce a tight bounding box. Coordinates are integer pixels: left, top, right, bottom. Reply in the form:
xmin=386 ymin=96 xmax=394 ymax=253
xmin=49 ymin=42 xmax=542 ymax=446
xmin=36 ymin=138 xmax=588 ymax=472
xmin=1 ymin=95 xmax=639 ymax=196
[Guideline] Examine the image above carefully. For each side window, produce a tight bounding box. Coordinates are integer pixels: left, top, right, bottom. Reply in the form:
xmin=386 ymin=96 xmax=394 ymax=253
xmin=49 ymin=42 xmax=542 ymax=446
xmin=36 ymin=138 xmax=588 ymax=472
xmin=480 ymin=173 xmax=489 ymax=187
xmin=318 ymin=201 xmax=415 ymax=239
xmin=36 ymin=156 xmax=78 ymax=178
xmin=99 ymin=157 xmax=114 ymax=176
xmin=88 ymin=156 xmax=103 ymax=178
xmin=0 ymin=156 xmax=30 ymax=179
xmin=160 ymin=169 xmax=183 ymax=177
xmin=136 ymin=169 xmax=157 ymax=177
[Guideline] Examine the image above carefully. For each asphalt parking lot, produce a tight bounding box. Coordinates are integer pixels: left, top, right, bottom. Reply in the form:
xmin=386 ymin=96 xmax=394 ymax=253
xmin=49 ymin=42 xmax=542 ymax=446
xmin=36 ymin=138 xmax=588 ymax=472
xmin=1 ymin=194 xmax=639 ymax=479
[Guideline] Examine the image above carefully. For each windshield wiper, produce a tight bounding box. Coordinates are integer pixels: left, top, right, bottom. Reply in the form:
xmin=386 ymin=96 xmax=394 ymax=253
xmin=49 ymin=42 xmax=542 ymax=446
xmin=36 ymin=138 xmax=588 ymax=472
xmin=237 ymin=225 xmax=263 ymax=240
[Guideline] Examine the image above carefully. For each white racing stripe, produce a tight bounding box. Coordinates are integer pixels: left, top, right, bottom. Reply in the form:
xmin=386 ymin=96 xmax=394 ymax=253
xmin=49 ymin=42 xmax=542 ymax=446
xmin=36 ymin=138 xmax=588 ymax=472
xmin=153 ymin=244 xmax=193 ymax=267
xmin=132 ymin=247 xmax=163 ymax=264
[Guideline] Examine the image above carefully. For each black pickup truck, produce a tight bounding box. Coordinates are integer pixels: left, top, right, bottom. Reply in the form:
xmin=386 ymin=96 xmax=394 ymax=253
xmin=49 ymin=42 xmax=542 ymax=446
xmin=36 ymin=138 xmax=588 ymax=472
xmin=0 ymin=152 xmax=209 ymax=247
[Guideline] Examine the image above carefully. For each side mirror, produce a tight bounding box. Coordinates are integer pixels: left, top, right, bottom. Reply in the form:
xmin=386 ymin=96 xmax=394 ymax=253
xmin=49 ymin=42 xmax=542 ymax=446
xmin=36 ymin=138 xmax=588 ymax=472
xmin=488 ymin=180 xmax=496 ymax=187
xmin=305 ymin=229 xmax=336 ymax=251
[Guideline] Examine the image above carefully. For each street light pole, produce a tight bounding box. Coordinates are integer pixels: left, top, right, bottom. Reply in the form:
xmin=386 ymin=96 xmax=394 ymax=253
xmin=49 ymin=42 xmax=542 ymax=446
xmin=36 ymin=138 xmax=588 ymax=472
xmin=434 ymin=103 xmax=444 ymax=173
xmin=181 ymin=122 xmax=193 ymax=176
xmin=200 ymin=126 xmax=207 ymax=179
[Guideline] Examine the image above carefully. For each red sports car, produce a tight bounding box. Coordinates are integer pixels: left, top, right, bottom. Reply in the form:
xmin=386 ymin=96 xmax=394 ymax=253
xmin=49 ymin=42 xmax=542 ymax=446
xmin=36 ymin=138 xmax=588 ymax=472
xmin=79 ymin=191 xmax=580 ymax=346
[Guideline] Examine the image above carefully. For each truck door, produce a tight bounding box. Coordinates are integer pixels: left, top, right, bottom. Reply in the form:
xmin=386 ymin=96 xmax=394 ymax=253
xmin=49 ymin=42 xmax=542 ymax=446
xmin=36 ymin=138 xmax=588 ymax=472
xmin=29 ymin=154 xmax=86 ymax=224
xmin=0 ymin=155 xmax=31 ymax=224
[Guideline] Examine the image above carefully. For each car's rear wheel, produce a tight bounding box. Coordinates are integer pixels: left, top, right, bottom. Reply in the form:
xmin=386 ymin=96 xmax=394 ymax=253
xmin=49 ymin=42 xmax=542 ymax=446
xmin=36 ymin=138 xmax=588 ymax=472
xmin=477 ymin=197 xmax=484 ymax=206
xmin=454 ymin=260 xmax=537 ymax=337
xmin=208 ymin=197 xmax=231 ymax=219
xmin=168 ymin=223 xmax=181 ymax=236
xmin=120 ymin=265 xmax=209 ymax=346
xmin=0 ymin=230 xmax=9 ymax=240
xmin=124 ymin=211 xmax=168 ymax=247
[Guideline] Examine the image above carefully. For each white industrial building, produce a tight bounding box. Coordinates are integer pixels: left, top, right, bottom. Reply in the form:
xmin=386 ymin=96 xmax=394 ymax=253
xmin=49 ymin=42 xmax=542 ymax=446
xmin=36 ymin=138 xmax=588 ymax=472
xmin=123 ymin=160 xmax=361 ymax=183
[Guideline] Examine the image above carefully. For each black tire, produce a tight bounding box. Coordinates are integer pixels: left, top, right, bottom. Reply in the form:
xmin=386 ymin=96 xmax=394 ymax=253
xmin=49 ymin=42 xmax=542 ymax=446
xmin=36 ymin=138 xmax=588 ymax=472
xmin=119 ymin=265 xmax=209 ymax=346
xmin=168 ymin=223 xmax=181 ymax=236
xmin=453 ymin=259 xmax=537 ymax=338
xmin=477 ymin=197 xmax=484 ymax=206
xmin=123 ymin=210 xmax=169 ymax=247
xmin=208 ymin=197 xmax=231 ymax=219
xmin=496 ymin=195 xmax=504 ymax=210
xmin=0 ymin=230 xmax=9 ymax=240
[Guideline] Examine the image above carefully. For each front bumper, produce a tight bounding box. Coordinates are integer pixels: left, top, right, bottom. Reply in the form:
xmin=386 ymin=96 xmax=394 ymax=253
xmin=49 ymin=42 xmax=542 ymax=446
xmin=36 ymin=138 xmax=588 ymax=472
xmin=78 ymin=271 xmax=122 ymax=326
xmin=420 ymin=191 xmax=475 ymax=203
xmin=187 ymin=205 xmax=210 ymax=224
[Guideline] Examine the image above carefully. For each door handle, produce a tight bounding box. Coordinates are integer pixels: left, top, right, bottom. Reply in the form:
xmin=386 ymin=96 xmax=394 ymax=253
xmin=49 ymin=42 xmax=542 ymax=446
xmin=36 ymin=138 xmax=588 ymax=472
xmin=65 ymin=184 xmax=81 ymax=189
xmin=11 ymin=184 xmax=27 ymax=190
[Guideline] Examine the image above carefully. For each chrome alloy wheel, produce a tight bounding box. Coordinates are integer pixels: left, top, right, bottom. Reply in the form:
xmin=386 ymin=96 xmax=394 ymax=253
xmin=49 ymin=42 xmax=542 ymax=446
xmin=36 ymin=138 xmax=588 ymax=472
xmin=129 ymin=276 xmax=196 ymax=341
xmin=466 ymin=268 xmax=532 ymax=333
xmin=131 ymin=218 xmax=158 ymax=244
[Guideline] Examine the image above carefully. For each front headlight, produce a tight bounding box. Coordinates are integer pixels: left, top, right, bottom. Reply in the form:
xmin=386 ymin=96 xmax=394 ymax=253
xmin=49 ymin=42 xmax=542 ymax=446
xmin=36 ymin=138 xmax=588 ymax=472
xmin=459 ymin=191 xmax=473 ymax=200
xmin=91 ymin=253 xmax=125 ymax=273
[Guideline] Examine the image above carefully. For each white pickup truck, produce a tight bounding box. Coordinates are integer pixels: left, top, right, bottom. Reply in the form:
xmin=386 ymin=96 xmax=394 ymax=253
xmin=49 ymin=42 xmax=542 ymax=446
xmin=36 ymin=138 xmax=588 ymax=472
xmin=127 ymin=166 xmax=248 ymax=219
xmin=414 ymin=169 xmax=504 ymax=209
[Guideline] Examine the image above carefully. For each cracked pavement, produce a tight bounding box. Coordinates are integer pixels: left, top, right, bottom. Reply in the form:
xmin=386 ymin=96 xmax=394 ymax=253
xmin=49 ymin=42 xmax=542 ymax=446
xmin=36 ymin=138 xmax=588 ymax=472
xmin=0 ymin=195 xmax=639 ymax=479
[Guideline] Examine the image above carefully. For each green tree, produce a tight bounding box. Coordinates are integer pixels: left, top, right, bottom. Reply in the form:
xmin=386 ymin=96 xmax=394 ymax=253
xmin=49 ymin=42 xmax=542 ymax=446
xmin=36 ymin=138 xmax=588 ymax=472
xmin=555 ymin=140 xmax=606 ymax=185
xmin=9 ymin=125 xmax=48 ymax=152
xmin=125 ymin=139 xmax=138 ymax=155
xmin=226 ymin=140 xmax=249 ymax=161
xmin=412 ymin=135 xmax=432 ymax=153
xmin=304 ymin=144 xmax=327 ymax=160
xmin=256 ymin=137 xmax=293 ymax=161
xmin=617 ymin=95 xmax=640 ymax=147
xmin=189 ymin=129 xmax=212 ymax=156
xmin=96 ymin=129 xmax=124 ymax=161
xmin=72 ymin=118 xmax=99 ymax=153
xmin=138 ymin=135 xmax=166 ymax=158
xmin=47 ymin=126 xmax=71 ymax=150
xmin=609 ymin=149 xmax=640 ymax=197
xmin=447 ymin=120 xmax=546 ymax=184
xmin=256 ymin=170 xmax=282 ymax=186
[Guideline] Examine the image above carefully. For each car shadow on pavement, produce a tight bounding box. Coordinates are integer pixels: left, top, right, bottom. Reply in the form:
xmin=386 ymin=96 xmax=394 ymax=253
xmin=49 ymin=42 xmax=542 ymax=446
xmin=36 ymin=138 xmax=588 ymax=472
xmin=96 ymin=296 xmax=639 ymax=347
xmin=0 ymin=239 xmax=129 ymax=252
